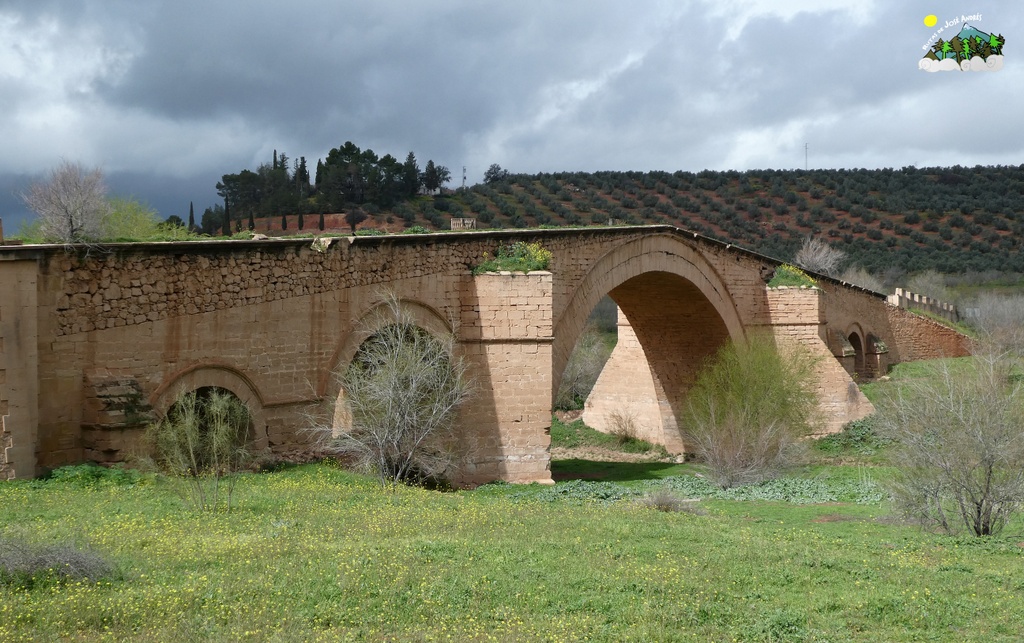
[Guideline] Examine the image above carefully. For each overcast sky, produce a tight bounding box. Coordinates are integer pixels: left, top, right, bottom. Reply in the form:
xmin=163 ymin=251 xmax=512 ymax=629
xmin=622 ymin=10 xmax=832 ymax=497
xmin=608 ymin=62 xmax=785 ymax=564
xmin=1 ymin=1 xmax=1020 ymax=230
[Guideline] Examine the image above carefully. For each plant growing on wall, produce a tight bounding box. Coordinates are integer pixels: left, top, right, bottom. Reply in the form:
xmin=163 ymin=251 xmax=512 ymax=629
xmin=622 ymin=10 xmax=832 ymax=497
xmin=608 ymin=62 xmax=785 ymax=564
xmin=768 ymin=264 xmax=817 ymax=288
xmin=473 ymin=241 xmax=552 ymax=274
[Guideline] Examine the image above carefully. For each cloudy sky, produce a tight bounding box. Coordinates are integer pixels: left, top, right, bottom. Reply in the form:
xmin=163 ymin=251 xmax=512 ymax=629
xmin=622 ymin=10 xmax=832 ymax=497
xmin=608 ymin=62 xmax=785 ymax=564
xmin=1 ymin=1 xmax=1020 ymax=230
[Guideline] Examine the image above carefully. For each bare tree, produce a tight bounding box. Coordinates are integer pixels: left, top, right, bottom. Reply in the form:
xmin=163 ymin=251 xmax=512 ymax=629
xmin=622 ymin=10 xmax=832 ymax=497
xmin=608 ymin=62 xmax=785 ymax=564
xmin=794 ymin=236 xmax=846 ymax=277
xmin=876 ymin=354 xmax=1024 ymax=536
xmin=964 ymin=293 xmax=1024 ymax=355
xmin=22 ymin=160 xmax=110 ymax=244
xmin=906 ymin=270 xmax=953 ymax=303
xmin=839 ymin=266 xmax=885 ymax=293
xmin=314 ymin=295 xmax=471 ymax=488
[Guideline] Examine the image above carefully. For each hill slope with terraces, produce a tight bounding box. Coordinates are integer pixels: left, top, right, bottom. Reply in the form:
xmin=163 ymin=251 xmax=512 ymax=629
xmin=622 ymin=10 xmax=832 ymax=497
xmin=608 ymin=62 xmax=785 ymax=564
xmin=253 ymin=165 xmax=1024 ymax=276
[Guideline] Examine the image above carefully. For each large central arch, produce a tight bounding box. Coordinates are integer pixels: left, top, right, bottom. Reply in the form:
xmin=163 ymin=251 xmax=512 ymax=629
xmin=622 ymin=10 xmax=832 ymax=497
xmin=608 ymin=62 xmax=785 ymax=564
xmin=554 ymin=234 xmax=748 ymax=450
xmin=554 ymin=234 xmax=746 ymax=386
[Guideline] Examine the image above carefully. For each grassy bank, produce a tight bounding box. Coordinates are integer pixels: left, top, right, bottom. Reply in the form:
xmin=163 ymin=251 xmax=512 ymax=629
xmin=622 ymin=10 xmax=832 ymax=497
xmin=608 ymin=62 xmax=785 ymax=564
xmin=3 ymin=459 xmax=1023 ymax=642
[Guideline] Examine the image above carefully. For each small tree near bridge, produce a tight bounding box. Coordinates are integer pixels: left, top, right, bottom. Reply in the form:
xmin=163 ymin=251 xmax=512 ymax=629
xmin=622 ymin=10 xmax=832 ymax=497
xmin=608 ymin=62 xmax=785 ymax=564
xmin=876 ymin=353 xmax=1024 ymax=536
xmin=315 ymin=295 xmax=472 ymax=489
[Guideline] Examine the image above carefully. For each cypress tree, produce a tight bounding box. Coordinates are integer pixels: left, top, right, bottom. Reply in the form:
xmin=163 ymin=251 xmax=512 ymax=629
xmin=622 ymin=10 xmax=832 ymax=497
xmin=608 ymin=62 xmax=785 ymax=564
xmin=222 ymin=199 xmax=231 ymax=236
xmin=281 ymin=212 xmax=288 ymax=230
xmin=248 ymin=211 xmax=255 ymax=231
xmin=319 ymin=211 xmax=325 ymax=231
xmin=298 ymin=211 xmax=304 ymax=230
xmin=188 ymin=201 xmax=195 ymax=232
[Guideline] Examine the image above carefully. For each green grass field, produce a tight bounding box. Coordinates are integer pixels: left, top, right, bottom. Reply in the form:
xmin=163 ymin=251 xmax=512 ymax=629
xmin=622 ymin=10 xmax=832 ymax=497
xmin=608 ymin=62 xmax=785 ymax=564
xmin=3 ymin=364 xmax=1024 ymax=641
xmin=3 ymin=458 xmax=1024 ymax=641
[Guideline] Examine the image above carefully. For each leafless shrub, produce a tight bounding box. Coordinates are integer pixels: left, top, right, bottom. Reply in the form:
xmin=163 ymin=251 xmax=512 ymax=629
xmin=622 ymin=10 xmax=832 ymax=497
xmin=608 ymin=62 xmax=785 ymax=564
xmin=636 ymin=488 xmax=705 ymax=514
xmin=964 ymin=293 xmax=1024 ymax=355
xmin=21 ymin=159 xmax=110 ymax=244
xmin=0 ymin=535 xmax=113 ymax=588
xmin=839 ymin=266 xmax=885 ymax=293
xmin=682 ymin=334 xmax=818 ymax=488
xmin=606 ymin=408 xmax=639 ymax=445
xmin=555 ymin=322 xmax=613 ymax=410
xmin=876 ymin=354 xmax=1024 ymax=536
xmin=312 ymin=294 xmax=472 ymax=489
xmin=794 ymin=236 xmax=846 ymax=277
xmin=905 ymin=270 xmax=953 ymax=304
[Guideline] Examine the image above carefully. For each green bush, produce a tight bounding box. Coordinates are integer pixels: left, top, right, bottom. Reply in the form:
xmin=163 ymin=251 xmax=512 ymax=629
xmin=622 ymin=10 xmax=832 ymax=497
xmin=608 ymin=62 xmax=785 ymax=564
xmin=814 ymin=417 xmax=891 ymax=456
xmin=768 ymin=264 xmax=817 ymax=288
xmin=146 ymin=388 xmax=253 ymax=512
xmin=44 ymin=463 xmax=148 ymax=488
xmin=682 ymin=335 xmax=819 ymax=488
xmin=473 ymin=241 xmax=552 ymax=274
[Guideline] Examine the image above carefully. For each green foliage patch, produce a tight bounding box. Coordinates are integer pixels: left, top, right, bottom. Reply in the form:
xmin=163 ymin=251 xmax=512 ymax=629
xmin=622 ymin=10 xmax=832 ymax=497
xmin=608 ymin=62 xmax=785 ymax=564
xmin=550 ymin=417 xmax=667 ymax=456
xmin=768 ymin=263 xmax=818 ymax=288
xmin=814 ymin=417 xmax=893 ymax=457
xmin=473 ymin=241 xmax=552 ymax=274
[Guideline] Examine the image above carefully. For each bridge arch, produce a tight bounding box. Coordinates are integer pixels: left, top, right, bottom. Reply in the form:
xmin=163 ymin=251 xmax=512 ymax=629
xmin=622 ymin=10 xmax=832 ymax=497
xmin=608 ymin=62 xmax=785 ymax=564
xmin=322 ymin=296 xmax=456 ymax=432
xmin=554 ymin=234 xmax=745 ymax=387
xmin=845 ymin=323 xmax=867 ymax=379
xmin=151 ymin=364 xmax=269 ymax=450
xmin=555 ymin=234 xmax=747 ymax=449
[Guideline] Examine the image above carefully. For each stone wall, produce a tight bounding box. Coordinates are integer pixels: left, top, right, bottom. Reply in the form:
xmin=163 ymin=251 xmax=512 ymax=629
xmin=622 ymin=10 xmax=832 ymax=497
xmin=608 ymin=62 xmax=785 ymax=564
xmin=763 ymin=288 xmax=874 ymax=434
xmin=582 ymin=307 xmax=684 ymax=453
xmin=0 ymin=260 xmax=39 ymax=479
xmin=887 ymin=288 xmax=960 ymax=323
xmin=887 ymin=305 xmax=973 ymax=361
xmin=585 ymin=287 xmax=874 ymax=450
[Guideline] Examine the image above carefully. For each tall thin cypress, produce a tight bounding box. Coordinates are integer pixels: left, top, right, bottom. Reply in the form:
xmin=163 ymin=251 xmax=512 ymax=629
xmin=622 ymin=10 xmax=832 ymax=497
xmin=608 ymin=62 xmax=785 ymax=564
xmin=298 ymin=211 xmax=304 ymax=230
xmin=319 ymin=211 xmax=325 ymax=231
xmin=222 ymin=199 xmax=231 ymax=236
xmin=281 ymin=212 xmax=288 ymax=230
xmin=248 ymin=211 xmax=255 ymax=231
xmin=188 ymin=201 xmax=195 ymax=232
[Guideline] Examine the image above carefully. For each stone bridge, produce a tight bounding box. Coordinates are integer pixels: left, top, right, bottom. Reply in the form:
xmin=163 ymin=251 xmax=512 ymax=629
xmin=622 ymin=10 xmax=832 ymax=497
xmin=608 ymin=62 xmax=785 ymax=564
xmin=0 ymin=226 xmax=970 ymax=484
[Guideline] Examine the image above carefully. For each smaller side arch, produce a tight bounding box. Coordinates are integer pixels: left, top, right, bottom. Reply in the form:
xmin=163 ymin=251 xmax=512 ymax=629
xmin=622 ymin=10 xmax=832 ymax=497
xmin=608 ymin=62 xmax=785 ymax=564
xmin=319 ymin=297 xmax=457 ymax=433
xmin=151 ymin=364 xmax=268 ymax=450
xmin=845 ymin=324 xmax=866 ymax=380
xmin=319 ymin=297 xmax=456 ymax=398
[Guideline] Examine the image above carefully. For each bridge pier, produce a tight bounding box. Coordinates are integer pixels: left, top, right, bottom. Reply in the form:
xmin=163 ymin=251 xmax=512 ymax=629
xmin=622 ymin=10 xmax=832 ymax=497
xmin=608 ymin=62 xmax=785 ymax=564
xmin=456 ymin=272 xmax=554 ymax=485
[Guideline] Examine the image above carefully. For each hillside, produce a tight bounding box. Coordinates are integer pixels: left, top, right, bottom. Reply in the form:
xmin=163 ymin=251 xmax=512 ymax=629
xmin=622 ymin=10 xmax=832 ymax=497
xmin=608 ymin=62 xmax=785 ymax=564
xmin=239 ymin=165 xmax=1024 ymax=276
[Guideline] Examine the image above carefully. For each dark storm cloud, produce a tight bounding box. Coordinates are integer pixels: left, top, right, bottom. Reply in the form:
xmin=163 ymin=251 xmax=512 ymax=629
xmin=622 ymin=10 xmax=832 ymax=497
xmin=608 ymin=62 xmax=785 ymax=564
xmin=1 ymin=0 xmax=1022 ymax=221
